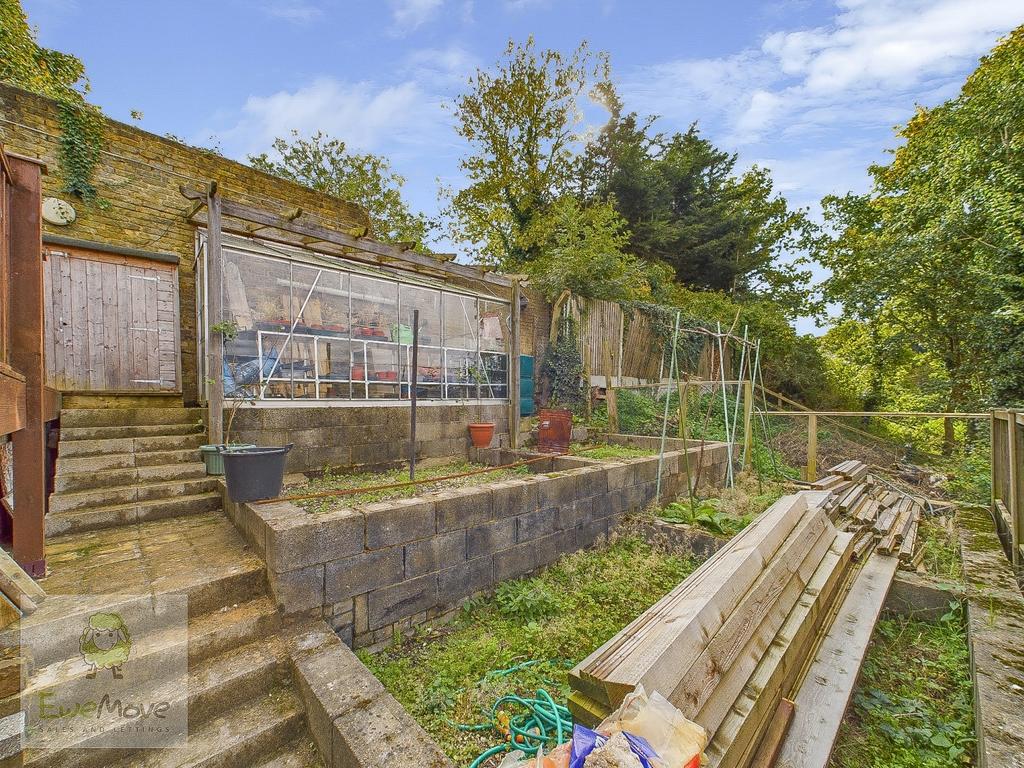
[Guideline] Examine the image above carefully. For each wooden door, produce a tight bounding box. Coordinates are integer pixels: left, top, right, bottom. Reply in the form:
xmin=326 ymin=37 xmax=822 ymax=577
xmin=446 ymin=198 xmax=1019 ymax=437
xmin=43 ymin=246 xmax=180 ymax=391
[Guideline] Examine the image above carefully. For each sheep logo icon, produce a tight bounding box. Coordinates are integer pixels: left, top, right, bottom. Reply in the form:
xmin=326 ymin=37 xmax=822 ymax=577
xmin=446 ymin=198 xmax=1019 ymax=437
xmin=79 ymin=612 xmax=132 ymax=680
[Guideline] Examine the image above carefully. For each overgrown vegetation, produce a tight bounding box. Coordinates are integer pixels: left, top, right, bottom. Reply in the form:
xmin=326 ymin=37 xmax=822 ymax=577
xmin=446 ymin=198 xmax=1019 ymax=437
xmin=359 ymin=534 xmax=699 ymax=764
xmin=1 ymin=0 xmax=104 ymax=198
xmin=291 ymin=460 xmax=530 ymax=513
xmin=830 ymin=608 xmax=974 ymax=768
xmin=569 ymin=443 xmax=653 ymax=460
xmin=659 ymin=472 xmax=786 ymax=537
xmin=917 ymin=515 xmax=964 ymax=582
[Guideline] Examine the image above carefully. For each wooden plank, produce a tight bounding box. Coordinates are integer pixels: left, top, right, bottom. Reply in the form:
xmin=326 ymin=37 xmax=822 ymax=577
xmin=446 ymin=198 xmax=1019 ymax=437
xmin=207 ymin=186 xmax=225 ymax=445
xmin=57 ymin=250 xmax=72 ymax=388
xmin=806 ymin=414 xmax=817 ymax=482
xmin=669 ymin=510 xmax=833 ymax=719
xmin=85 ymin=258 xmax=104 ymax=389
xmin=705 ymin=532 xmax=857 ymax=768
xmin=775 ymin=555 xmax=899 ymax=768
xmin=574 ymin=494 xmax=812 ymax=707
xmin=145 ymin=267 xmax=160 ymax=387
xmin=100 ymin=259 xmax=120 ymax=390
xmin=69 ymin=254 xmax=89 ymax=388
xmin=748 ymin=698 xmax=795 ymax=768
xmin=0 ymin=369 xmax=26 ymax=434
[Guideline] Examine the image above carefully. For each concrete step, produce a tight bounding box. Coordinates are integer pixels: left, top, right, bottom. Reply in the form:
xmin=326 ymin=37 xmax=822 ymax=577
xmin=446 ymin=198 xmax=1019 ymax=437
xmin=58 ymin=433 xmax=206 ymax=458
xmin=60 ymin=408 xmax=205 ymax=428
xmin=49 ymin=477 xmax=218 ymax=515
xmin=60 ymin=422 xmax=205 ymax=441
xmin=23 ymin=647 xmax=290 ymax=768
xmin=45 ymin=492 xmax=222 ymax=538
xmin=113 ymin=685 xmax=305 ymax=768
xmin=253 ymin=737 xmax=324 ymax=768
xmin=54 ymin=462 xmax=207 ymax=494
xmin=187 ymin=596 xmax=281 ymax=665
xmin=56 ymin=449 xmax=201 ymax=474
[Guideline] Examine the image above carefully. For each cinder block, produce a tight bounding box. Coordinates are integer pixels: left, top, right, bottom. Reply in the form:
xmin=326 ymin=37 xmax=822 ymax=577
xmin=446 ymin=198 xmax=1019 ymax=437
xmin=533 ymin=532 xmax=563 ymax=568
xmin=293 ymin=641 xmax=385 ymax=764
xmin=332 ymin=690 xmax=454 ymax=768
xmin=364 ymin=498 xmax=436 ymax=549
xmin=577 ymin=518 xmax=608 ymax=548
xmin=493 ymin=543 xmax=537 ymax=582
xmin=492 ymin=478 xmax=541 ymax=519
xmin=575 ymin=467 xmax=608 ymax=498
xmin=268 ymin=564 xmax=325 ymax=614
xmin=592 ymin=492 xmax=614 ymax=520
xmin=516 ymin=507 xmax=558 ymax=542
xmin=467 ymin=518 xmax=516 ymax=559
xmin=537 ymin=473 xmax=576 ymax=510
xmin=367 ymin=574 xmax=438 ymax=630
xmin=405 ymin=530 xmax=467 ymax=578
xmin=633 ymin=458 xmax=659 ymax=483
xmin=325 ymin=548 xmax=404 ymax=603
xmin=265 ymin=507 xmax=364 ymax=571
xmin=438 ymin=557 xmax=493 ymax=603
xmin=435 ymin=487 xmax=492 ymax=533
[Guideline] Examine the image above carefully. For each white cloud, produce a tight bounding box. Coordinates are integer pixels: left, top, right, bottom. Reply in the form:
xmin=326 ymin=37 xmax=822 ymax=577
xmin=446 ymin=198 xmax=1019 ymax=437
xmin=263 ymin=0 xmax=322 ymax=23
xmin=402 ymin=45 xmax=479 ymax=89
xmin=625 ymin=0 xmax=1020 ymax=146
xmin=213 ymin=77 xmax=445 ymax=158
xmin=389 ymin=0 xmax=444 ymax=34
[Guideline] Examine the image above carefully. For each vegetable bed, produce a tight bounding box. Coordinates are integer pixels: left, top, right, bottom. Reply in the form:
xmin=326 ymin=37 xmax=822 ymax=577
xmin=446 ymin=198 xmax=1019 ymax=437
xmin=289 ymin=460 xmax=531 ymax=513
xmin=358 ymin=534 xmax=701 ymax=765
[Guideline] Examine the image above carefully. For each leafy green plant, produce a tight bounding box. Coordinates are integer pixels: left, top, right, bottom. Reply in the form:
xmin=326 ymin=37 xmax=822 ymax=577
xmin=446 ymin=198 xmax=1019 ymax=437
xmin=494 ymin=579 xmax=559 ymax=622
xmin=541 ymin=315 xmax=584 ymax=412
xmin=659 ymin=499 xmax=753 ymax=537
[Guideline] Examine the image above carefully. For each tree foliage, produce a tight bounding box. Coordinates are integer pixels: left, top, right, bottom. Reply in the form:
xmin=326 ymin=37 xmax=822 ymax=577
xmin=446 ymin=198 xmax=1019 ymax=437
xmin=249 ymin=130 xmax=430 ymax=246
xmin=580 ymin=114 xmax=813 ymax=313
xmin=814 ymin=26 xmax=1024 ymax=412
xmin=0 ymin=0 xmax=104 ymax=198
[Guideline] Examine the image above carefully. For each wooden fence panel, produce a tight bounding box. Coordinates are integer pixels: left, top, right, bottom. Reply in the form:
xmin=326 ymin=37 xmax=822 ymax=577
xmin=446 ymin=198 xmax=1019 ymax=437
xmin=991 ymin=410 xmax=1022 ymax=568
xmin=43 ymin=248 xmax=180 ymax=391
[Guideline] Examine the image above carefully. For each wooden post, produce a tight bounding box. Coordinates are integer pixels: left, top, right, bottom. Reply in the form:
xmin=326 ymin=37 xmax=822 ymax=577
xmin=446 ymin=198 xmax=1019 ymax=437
xmin=8 ymin=154 xmax=46 ymax=576
xmin=206 ymin=182 xmax=224 ymax=446
xmin=509 ymin=280 xmax=521 ymax=450
xmin=1008 ymin=411 xmax=1020 ymax=568
xmin=742 ymin=379 xmax=753 ymax=470
xmin=607 ymin=386 xmax=619 ymax=434
xmin=806 ymin=413 xmax=817 ymax=482
xmin=409 ymin=309 xmax=419 ymax=480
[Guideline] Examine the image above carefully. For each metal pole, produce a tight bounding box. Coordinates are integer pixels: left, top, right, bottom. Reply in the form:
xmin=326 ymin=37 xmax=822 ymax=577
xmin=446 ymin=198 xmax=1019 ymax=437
xmin=716 ymin=322 xmax=734 ymax=487
xmin=657 ymin=311 xmax=682 ymax=501
xmin=410 ymin=309 xmax=419 ymax=481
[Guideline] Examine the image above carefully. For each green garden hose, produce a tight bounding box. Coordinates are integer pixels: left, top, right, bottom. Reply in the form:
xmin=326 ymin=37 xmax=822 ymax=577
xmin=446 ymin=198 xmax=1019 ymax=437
xmin=460 ymin=687 xmax=572 ymax=768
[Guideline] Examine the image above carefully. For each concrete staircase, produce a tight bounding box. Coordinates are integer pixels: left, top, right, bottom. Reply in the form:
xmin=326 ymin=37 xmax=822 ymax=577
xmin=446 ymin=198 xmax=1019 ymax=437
xmin=12 ymin=514 xmax=324 ymax=768
xmin=48 ymin=408 xmax=220 ymax=537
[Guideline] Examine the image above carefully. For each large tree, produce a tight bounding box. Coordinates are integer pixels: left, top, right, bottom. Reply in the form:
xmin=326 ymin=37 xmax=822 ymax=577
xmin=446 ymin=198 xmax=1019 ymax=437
xmin=249 ymin=131 xmax=430 ymax=246
xmin=442 ymin=37 xmax=612 ymax=269
xmin=579 ymin=112 xmax=812 ymax=314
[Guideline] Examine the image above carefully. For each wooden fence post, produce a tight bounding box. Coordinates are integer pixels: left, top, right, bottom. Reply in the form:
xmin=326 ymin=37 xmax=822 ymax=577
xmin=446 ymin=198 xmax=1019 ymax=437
xmin=509 ymin=279 xmax=521 ymax=449
xmin=607 ymin=387 xmax=619 ymax=434
xmin=206 ymin=182 xmax=224 ymax=446
xmin=806 ymin=414 xmax=817 ymax=482
xmin=1010 ymin=411 xmax=1021 ymax=568
xmin=743 ymin=379 xmax=753 ymax=470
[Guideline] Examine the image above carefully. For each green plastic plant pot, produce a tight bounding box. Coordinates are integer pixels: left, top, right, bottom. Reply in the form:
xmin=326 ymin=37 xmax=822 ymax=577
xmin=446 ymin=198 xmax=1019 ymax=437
xmin=200 ymin=444 xmax=255 ymax=475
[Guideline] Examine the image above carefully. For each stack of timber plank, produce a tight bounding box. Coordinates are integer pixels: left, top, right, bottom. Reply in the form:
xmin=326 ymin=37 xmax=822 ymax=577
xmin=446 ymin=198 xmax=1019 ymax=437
xmin=811 ymin=460 xmax=925 ymax=569
xmin=569 ymin=490 xmax=864 ymax=768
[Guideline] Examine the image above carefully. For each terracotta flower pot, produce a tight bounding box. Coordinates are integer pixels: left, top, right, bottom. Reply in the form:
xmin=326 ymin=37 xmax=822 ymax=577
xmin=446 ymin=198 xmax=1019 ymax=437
xmin=468 ymin=423 xmax=495 ymax=448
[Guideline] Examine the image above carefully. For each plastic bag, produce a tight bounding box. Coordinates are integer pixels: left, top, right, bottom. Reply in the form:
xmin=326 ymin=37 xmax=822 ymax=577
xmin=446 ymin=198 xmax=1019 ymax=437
xmin=569 ymin=724 xmax=660 ymax=768
xmin=497 ymin=743 xmax=571 ymax=768
xmin=597 ymin=686 xmax=707 ymax=768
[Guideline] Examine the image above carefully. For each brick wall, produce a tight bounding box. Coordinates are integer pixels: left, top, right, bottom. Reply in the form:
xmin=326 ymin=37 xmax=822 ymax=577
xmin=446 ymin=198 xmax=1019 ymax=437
xmin=228 ymin=402 xmax=510 ymax=473
xmin=222 ymin=441 xmax=731 ymax=648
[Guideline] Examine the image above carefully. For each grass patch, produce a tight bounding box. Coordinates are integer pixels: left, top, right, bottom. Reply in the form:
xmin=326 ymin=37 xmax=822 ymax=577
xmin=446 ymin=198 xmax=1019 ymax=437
xmin=658 ymin=472 xmax=786 ymax=537
xmin=917 ymin=514 xmax=964 ymax=582
xmin=569 ymin=442 xmax=654 ymax=460
xmin=830 ymin=607 xmax=974 ymax=768
xmin=291 ymin=460 xmax=531 ymax=513
xmin=358 ymin=534 xmax=700 ymax=765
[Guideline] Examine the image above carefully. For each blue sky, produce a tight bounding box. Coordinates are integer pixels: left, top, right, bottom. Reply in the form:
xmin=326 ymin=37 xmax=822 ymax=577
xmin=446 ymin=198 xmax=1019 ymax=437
xmin=22 ymin=0 xmax=1023 ymax=332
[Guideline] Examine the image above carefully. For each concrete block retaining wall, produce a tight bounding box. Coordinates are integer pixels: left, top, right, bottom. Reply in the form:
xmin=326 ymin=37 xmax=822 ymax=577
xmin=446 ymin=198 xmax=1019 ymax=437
xmin=228 ymin=402 xmax=509 ymax=474
xmin=223 ymin=439 xmax=730 ymax=649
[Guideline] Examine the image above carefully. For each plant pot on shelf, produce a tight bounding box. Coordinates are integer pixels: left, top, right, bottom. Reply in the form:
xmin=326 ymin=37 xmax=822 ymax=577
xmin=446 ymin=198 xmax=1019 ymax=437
xmin=200 ymin=443 xmax=256 ymax=475
xmin=220 ymin=444 xmax=293 ymax=503
xmin=468 ymin=423 xmax=495 ymax=448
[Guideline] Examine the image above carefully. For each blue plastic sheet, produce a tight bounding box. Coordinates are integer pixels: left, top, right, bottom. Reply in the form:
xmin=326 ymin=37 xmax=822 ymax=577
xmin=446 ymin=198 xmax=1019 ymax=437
xmin=568 ymin=724 xmax=660 ymax=768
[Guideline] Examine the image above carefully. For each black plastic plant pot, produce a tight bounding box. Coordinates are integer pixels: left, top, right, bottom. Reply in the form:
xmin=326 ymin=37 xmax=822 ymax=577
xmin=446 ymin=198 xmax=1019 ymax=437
xmin=221 ymin=444 xmax=293 ymax=503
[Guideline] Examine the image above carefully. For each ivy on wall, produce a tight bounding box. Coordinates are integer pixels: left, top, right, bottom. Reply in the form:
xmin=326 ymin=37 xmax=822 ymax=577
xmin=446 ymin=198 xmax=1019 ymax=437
xmin=1 ymin=0 xmax=104 ymax=199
